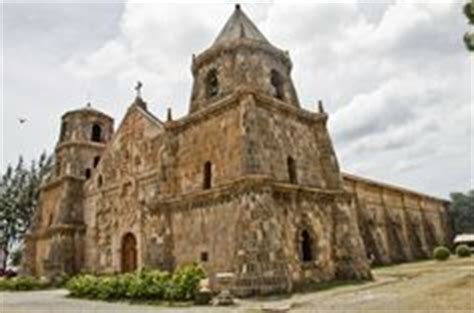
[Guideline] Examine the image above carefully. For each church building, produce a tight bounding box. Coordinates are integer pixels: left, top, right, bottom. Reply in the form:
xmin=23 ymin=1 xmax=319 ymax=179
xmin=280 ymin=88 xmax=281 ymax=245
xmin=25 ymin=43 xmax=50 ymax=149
xmin=24 ymin=5 xmax=451 ymax=295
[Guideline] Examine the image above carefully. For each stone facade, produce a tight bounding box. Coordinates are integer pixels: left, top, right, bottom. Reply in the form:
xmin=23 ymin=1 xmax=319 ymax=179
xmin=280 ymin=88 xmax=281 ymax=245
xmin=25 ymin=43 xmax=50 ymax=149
xmin=23 ymin=5 xmax=451 ymax=295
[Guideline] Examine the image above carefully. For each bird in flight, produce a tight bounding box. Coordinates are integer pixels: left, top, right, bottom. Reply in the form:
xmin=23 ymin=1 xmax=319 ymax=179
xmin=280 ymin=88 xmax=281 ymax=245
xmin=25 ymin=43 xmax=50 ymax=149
xmin=18 ymin=117 xmax=27 ymax=124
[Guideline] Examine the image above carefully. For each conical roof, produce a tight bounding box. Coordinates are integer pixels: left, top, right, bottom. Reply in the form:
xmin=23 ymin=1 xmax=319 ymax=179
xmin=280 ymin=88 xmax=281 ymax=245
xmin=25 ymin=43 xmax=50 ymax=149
xmin=213 ymin=4 xmax=270 ymax=46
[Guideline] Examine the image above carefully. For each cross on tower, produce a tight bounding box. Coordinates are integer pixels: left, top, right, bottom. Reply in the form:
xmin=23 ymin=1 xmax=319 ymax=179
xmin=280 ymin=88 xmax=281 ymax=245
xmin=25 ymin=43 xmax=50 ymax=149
xmin=135 ymin=81 xmax=143 ymax=98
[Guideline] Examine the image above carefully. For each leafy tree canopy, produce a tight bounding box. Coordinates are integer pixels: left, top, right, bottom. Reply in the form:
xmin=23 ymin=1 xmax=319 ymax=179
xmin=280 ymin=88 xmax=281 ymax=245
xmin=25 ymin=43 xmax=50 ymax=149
xmin=449 ymin=190 xmax=474 ymax=235
xmin=0 ymin=152 xmax=53 ymax=269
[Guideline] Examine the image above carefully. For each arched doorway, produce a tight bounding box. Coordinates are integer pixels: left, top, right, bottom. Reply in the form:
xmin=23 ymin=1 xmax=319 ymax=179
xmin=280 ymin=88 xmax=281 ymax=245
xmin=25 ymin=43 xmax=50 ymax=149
xmin=299 ymin=229 xmax=314 ymax=262
xmin=121 ymin=233 xmax=137 ymax=273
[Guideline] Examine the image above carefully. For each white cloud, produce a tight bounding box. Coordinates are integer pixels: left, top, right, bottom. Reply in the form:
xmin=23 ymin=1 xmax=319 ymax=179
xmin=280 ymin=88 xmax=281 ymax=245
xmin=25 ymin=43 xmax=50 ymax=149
xmin=3 ymin=2 xmax=471 ymax=198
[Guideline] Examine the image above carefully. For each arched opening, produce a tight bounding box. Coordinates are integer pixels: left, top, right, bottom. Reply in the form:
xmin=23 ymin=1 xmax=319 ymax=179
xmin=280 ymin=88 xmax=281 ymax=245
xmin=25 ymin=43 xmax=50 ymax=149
xmin=271 ymin=69 xmax=284 ymax=100
xmin=206 ymin=68 xmax=219 ymax=98
xmin=121 ymin=233 xmax=138 ymax=273
xmin=91 ymin=124 xmax=102 ymax=142
xmin=203 ymin=161 xmax=212 ymax=190
xmin=85 ymin=168 xmax=91 ymax=180
xmin=93 ymin=156 xmax=101 ymax=168
xmin=287 ymin=156 xmax=297 ymax=184
xmin=301 ymin=230 xmax=313 ymax=262
xmin=97 ymin=175 xmax=103 ymax=188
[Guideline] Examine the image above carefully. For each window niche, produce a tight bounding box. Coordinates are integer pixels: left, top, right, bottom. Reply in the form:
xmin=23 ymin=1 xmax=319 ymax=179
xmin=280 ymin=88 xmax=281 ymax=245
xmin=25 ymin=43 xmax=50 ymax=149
xmin=205 ymin=68 xmax=219 ymax=98
xmin=203 ymin=161 xmax=212 ymax=190
xmin=97 ymin=175 xmax=103 ymax=188
xmin=287 ymin=156 xmax=297 ymax=184
xmin=300 ymin=229 xmax=314 ymax=262
xmin=93 ymin=156 xmax=101 ymax=168
xmin=85 ymin=168 xmax=91 ymax=180
xmin=200 ymin=252 xmax=209 ymax=262
xmin=271 ymin=69 xmax=285 ymax=100
xmin=91 ymin=124 xmax=102 ymax=142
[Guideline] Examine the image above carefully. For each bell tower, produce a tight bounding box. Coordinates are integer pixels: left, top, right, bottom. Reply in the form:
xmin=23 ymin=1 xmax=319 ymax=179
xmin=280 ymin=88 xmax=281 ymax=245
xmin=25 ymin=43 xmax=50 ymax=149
xmin=23 ymin=104 xmax=114 ymax=277
xmin=189 ymin=4 xmax=300 ymax=113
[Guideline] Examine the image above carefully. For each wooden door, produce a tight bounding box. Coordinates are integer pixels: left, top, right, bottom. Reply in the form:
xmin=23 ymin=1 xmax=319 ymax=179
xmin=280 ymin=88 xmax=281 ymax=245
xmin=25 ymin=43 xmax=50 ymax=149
xmin=121 ymin=233 xmax=137 ymax=273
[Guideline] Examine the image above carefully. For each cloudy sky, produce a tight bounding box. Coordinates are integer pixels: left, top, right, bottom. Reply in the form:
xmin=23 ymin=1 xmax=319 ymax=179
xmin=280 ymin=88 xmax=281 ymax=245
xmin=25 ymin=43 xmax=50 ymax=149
xmin=1 ymin=1 xmax=472 ymax=198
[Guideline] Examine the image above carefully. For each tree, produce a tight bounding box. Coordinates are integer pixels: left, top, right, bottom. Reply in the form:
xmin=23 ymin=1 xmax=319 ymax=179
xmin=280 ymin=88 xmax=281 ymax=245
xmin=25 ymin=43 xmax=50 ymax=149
xmin=464 ymin=1 xmax=474 ymax=51
xmin=449 ymin=190 xmax=474 ymax=235
xmin=0 ymin=152 xmax=53 ymax=269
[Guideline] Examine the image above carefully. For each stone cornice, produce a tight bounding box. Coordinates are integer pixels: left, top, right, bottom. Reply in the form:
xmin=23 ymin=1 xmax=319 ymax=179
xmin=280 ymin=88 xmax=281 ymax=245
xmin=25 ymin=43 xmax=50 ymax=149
xmin=41 ymin=174 xmax=84 ymax=192
xmin=148 ymin=175 xmax=344 ymax=213
xmin=55 ymin=140 xmax=107 ymax=153
xmin=62 ymin=107 xmax=114 ymax=122
xmin=26 ymin=223 xmax=86 ymax=240
xmin=164 ymin=89 xmax=326 ymax=134
xmin=253 ymin=93 xmax=327 ymax=125
xmin=192 ymin=39 xmax=292 ymax=75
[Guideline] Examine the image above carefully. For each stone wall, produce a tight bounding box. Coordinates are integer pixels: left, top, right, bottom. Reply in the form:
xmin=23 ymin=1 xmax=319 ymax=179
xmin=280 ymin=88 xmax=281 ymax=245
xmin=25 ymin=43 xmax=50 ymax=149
xmin=82 ymin=103 xmax=163 ymax=274
xmin=242 ymin=92 xmax=341 ymax=189
xmin=147 ymin=178 xmax=370 ymax=296
xmin=343 ymin=173 xmax=452 ymax=265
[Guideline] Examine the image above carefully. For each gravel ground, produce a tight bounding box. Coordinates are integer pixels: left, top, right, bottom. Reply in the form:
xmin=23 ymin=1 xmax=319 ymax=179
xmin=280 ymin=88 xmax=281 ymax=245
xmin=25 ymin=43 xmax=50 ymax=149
xmin=1 ymin=258 xmax=473 ymax=313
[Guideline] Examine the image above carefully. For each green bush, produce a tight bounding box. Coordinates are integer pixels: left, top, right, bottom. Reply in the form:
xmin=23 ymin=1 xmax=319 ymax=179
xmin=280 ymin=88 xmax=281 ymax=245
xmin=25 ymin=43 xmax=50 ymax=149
xmin=455 ymin=245 xmax=471 ymax=258
xmin=66 ymin=264 xmax=206 ymax=303
xmin=433 ymin=246 xmax=451 ymax=261
xmin=0 ymin=276 xmax=50 ymax=291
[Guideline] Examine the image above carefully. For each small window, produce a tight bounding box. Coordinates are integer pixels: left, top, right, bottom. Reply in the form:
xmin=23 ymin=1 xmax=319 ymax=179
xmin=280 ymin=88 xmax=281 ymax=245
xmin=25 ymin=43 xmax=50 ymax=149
xmin=203 ymin=161 xmax=212 ymax=190
xmin=97 ymin=175 xmax=103 ymax=188
xmin=60 ymin=122 xmax=68 ymax=142
xmin=85 ymin=168 xmax=91 ymax=179
xmin=287 ymin=156 xmax=297 ymax=184
xmin=91 ymin=124 xmax=102 ymax=142
xmin=301 ymin=230 xmax=313 ymax=262
xmin=200 ymin=252 xmax=209 ymax=262
xmin=93 ymin=156 xmax=101 ymax=168
xmin=271 ymin=69 xmax=284 ymax=100
xmin=206 ymin=68 xmax=219 ymax=98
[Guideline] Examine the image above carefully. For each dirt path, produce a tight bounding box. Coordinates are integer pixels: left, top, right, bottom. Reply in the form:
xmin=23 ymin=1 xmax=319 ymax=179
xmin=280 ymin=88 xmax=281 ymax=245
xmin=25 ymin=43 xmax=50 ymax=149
xmin=1 ymin=258 xmax=473 ymax=313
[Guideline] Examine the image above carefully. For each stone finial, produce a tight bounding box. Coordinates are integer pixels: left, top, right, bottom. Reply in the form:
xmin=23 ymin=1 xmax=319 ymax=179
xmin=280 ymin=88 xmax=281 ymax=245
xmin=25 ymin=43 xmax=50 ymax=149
xmin=318 ymin=100 xmax=325 ymax=113
xmin=167 ymin=107 xmax=173 ymax=122
xmin=86 ymin=102 xmax=92 ymax=108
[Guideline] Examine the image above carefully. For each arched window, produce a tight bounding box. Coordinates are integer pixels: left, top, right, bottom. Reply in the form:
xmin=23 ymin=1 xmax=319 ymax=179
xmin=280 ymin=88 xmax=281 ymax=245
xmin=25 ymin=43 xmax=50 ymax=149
xmin=85 ymin=168 xmax=91 ymax=179
xmin=301 ymin=230 xmax=313 ymax=262
xmin=97 ymin=175 xmax=103 ymax=188
xmin=287 ymin=156 xmax=297 ymax=184
xmin=206 ymin=68 xmax=219 ymax=98
xmin=93 ymin=156 xmax=101 ymax=168
xmin=203 ymin=161 xmax=212 ymax=190
xmin=91 ymin=124 xmax=102 ymax=142
xmin=271 ymin=69 xmax=284 ymax=100
xmin=60 ymin=121 xmax=68 ymax=142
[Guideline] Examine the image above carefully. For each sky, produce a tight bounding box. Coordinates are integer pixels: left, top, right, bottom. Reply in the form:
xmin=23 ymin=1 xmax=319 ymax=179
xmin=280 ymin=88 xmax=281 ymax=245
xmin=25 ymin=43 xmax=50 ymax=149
xmin=1 ymin=1 xmax=472 ymax=198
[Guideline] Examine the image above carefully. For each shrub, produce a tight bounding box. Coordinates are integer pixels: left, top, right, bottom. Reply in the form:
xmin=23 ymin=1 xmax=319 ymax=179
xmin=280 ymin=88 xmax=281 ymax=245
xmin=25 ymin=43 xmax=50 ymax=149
xmin=0 ymin=276 xmax=50 ymax=291
xmin=433 ymin=246 xmax=451 ymax=261
xmin=66 ymin=264 xmax=206 ymax=303
xmin=455 ymin=245 xmax=471 ymax=258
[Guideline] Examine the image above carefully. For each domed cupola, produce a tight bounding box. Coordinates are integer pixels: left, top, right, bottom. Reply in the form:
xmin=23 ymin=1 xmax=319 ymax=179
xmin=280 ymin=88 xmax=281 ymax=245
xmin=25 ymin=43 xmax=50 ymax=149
xmin=189 ymin=4 xmax=300 ymax=113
